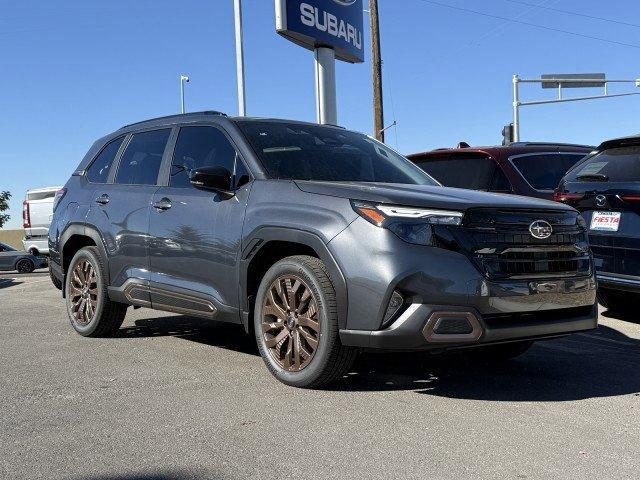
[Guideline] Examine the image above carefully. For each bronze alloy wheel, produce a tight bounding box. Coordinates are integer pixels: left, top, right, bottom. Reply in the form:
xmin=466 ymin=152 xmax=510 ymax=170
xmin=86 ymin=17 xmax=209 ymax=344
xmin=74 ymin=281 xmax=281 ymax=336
xmin=68 ymin=259 xmax=98 ymax=326
xmin=261 ymin=275 xmax=321 ymax=372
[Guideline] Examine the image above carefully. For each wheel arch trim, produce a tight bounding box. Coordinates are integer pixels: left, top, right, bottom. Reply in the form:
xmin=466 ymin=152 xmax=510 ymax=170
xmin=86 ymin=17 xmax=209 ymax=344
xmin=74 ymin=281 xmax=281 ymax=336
xmin=59 ymin=223 xmax=111 ymax=289
xmin=239 ymin=226 xmax=348 ymax=330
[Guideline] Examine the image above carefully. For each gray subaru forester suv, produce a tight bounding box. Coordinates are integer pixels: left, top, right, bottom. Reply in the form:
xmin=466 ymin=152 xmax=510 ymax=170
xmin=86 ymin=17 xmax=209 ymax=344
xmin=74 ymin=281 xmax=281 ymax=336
xmin=49 ymin=112 xmax=597 ymax=387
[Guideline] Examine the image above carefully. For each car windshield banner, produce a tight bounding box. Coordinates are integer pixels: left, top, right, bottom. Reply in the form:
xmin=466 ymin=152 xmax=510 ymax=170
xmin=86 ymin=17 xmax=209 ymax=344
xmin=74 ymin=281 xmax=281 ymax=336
xmin=275 ymin=0 xmax=365 ymax=63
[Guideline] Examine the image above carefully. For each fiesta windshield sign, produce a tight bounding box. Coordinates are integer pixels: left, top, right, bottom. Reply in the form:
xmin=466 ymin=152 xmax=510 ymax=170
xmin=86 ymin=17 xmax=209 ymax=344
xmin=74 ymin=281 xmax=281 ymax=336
xmin=275 ymin=0 xmax=364 ymax=63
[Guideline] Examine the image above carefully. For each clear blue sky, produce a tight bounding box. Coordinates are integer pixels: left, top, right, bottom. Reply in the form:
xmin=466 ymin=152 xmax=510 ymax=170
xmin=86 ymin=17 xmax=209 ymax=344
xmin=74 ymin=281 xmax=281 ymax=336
xmin=2 ymin=0 xmax=639 ymax=228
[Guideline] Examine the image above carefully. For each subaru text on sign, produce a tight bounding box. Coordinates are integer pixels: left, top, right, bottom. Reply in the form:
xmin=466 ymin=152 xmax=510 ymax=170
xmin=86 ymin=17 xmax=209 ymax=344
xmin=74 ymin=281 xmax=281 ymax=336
xmin=275 ymin=0 xmax=364 ymax=63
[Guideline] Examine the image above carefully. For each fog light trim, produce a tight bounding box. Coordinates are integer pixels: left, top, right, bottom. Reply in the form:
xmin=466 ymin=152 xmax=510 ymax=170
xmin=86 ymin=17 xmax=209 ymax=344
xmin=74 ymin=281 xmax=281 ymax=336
xmin=422 ymin=311 xmax=483 ymax=343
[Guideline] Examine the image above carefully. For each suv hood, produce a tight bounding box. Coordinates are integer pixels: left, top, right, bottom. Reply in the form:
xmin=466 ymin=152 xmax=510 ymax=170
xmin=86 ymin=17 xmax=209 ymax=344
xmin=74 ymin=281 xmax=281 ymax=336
xmin=294 ymin=181 xmax=573 ymax=212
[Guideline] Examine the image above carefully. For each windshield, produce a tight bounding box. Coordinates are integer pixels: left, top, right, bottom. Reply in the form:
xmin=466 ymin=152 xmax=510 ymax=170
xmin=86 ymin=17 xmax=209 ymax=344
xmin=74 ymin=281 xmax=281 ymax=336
xmin=0 ymin=242 xmax=16 ymax=252
xmin=565 ymin=146 xmax=640 ymax=182
xmin=237 ymin=121 xmax=438 ymax=185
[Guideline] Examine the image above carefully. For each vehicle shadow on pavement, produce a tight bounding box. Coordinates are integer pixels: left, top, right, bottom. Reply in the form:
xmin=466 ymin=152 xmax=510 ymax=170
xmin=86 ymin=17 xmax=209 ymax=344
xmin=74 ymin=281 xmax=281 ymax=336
xmin=76 ymin=470 xmax=218 ymax=480
xmin=114 ymin=315 xmax=640 ymax=401
xmin=0 ymin=278 xmax=22 ymax=289
xmin=117 ymin=315 xmax=259 ymax=357
xmin=330 ymin=324 xmax=640 ymax=401
xmin=600 ymin=308 xmax=640 ymax=325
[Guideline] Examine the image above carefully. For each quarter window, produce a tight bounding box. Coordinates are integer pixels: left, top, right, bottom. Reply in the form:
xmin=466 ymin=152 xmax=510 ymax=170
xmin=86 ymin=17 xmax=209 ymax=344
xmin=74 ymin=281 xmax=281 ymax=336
xmin=512 ymin=153 xmax=585 ymax=190
xmin=169 ymin=126 xmax=238 ymax=188
xmin=86 ymin=136 xmax=125 ymax=183
xmin=115 ymin=129 xmax=171 ymax=185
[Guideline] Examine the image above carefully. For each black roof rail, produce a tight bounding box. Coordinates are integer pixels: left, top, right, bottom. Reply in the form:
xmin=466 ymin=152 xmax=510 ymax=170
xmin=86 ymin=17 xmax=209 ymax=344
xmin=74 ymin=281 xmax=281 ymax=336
xmin=120 ymin=110 xmax=227 ymax=130
xmin=507 ymin=141 xmax=595 ymax=149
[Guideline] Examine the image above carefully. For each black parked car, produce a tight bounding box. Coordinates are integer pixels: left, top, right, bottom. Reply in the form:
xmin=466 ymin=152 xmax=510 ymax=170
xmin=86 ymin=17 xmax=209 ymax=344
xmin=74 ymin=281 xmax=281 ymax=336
xmin=556 ymin=135 xmax=640 ymax=310
xmin=0 ymin=241 xmax=47 ymax=273
xmin=49 ymin=112 xmax=597 ymax=388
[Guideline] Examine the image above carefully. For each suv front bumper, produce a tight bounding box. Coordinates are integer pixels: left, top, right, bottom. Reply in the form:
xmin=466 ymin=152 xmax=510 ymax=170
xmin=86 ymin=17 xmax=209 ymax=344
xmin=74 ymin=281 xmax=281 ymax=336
xmin=340 ymin=302 xmax=597 ymax=350
xmin=597 ymin=272 xmax=640 ymax=294
xmin=330 ymin=218 xmax=598 ymax=351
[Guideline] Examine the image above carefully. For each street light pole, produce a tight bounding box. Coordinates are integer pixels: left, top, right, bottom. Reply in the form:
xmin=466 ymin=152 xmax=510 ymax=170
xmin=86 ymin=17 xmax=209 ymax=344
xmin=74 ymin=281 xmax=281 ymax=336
xmin=512 ymin=75 xmax=520 ymax=142
xmin=234 ymin=0 xmax=247 ymax=116
xmin=180 ymin=75 xmax=190 ymax=114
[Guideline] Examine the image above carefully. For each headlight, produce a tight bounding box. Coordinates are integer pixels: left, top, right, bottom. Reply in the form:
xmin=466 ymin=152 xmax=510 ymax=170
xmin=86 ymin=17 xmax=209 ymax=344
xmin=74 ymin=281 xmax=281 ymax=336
xmin=351 ymin=200 xmax=463 ymax=245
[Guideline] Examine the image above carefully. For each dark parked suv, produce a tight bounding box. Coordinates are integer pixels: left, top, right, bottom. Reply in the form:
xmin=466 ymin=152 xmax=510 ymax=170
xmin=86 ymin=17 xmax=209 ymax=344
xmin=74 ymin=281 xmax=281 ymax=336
xmin=556 ymin=134 xmax=640 ymax=310
xmin=49 ymin=112 xmax=597 ymax=387
xmin=407 ymin=142 xmax=592 ymax=200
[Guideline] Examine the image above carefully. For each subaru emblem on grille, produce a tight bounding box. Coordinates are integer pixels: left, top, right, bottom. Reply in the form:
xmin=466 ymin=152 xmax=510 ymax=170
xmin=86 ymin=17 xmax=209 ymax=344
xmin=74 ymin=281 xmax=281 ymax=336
xmin=529 ymin=220 xmax=553 ymax=239
xmin=595 ymin=194 xmax=607 ymax=207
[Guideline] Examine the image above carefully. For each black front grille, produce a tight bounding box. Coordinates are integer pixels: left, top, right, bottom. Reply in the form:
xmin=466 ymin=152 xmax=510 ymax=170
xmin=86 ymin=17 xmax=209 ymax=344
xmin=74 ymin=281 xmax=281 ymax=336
xmin=457 ymin=208 xmax=591 ymax=279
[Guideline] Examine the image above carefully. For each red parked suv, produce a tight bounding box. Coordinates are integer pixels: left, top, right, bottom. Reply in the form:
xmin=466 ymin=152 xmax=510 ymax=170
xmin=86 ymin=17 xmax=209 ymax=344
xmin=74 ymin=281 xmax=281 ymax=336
xmin=407 ymin=142 xmax=593 ymax=200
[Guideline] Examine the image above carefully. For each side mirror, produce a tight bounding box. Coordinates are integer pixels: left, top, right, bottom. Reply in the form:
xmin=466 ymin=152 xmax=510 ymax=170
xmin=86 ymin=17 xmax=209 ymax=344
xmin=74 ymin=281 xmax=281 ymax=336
xmin=190 ymin=166 xmax=234 ymax=197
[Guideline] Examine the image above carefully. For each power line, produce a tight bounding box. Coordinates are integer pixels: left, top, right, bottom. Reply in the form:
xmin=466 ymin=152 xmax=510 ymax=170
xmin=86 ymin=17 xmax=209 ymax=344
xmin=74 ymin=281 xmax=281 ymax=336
xmin=418 ymin=0 xmax=640 ymax=50
xmin=504 ymin=0 xmax=640 ymax=29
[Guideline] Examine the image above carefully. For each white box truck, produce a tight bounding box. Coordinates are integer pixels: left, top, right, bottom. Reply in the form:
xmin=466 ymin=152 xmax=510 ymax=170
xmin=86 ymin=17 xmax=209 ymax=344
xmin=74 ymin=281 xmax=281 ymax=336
xmin=22 ymin=186 xmax=62 ymax=255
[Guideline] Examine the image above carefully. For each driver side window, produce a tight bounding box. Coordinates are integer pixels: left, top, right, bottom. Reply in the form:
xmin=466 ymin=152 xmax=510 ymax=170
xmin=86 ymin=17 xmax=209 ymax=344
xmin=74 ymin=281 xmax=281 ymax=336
xmin=170 ymin=126 xmax=237 ymax=188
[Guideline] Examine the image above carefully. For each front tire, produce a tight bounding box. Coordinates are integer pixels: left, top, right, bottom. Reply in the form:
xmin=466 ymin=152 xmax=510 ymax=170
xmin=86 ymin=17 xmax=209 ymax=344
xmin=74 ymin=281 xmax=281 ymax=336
xmin=597 ymin=287 xmax=635 ymax=312
xmin=65 ymin=246 xmax=127 ymax=337
xmin=16 ymin=258 xmax=35 ymax=274
xmin=254 ymin=255 xmax=357 ymax=388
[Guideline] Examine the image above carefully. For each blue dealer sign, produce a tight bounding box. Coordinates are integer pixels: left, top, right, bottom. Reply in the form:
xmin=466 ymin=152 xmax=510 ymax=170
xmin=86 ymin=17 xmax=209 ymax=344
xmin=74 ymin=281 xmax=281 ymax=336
xmin=275 ymin=0 xmax=365 ymax=63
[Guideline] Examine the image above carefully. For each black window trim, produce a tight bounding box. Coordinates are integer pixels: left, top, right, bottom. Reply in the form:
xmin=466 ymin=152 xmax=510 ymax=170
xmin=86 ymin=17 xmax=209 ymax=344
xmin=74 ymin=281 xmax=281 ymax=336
xmin=84 ymin=134 xmax=129 ymax=185
xmin=508 ymin=151 xmax=587 ymax=192
xmin=159 ymin=122 xmax=254 ymax=190
xmin=110 ymin=127 xmax=174 ymax=187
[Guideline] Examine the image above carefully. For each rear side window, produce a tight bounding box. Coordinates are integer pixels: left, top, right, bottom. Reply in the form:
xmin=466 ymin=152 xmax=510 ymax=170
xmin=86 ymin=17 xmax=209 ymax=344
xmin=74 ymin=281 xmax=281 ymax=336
xmin=115 ymin=129 xmax=171 ymax=185
xmin=512 ymin=153 xmax=585 ymax=190
xmin=416 ymin=155 xmax=509 ymax=191
xmin=86 ymin=136 xmax=125 ymax=183
xmin=169 ymin=126 xmax=238 ymax=188
xmin=565 ymin=146 xmax=640 ymax=182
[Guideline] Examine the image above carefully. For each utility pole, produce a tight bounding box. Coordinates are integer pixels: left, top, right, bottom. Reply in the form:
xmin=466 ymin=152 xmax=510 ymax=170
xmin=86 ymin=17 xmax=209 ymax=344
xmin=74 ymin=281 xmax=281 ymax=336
xmin=370 ymin=0 xmax=384 ymax=142
xmin=234 ymin=0 xmax=247 ymax=116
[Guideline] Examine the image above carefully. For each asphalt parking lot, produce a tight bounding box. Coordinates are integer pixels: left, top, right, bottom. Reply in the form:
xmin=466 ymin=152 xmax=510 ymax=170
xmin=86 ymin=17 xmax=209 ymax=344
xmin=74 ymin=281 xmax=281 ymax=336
xmin=1 ymin=271 xmax=639 ymax=480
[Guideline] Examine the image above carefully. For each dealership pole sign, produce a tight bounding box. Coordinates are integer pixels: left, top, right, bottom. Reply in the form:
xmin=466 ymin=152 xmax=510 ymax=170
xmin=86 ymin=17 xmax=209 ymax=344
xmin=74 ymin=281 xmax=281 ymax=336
xmin=275 ymin=0 xmax=364 ymax=124
xmin=276 ymin=0 xmax=364 ymax=63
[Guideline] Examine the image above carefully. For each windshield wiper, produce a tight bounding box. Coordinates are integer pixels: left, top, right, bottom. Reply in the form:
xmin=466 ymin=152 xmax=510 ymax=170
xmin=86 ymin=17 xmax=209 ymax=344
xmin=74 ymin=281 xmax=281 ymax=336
xmin=576 ymin=173 xmax=609 ymax=182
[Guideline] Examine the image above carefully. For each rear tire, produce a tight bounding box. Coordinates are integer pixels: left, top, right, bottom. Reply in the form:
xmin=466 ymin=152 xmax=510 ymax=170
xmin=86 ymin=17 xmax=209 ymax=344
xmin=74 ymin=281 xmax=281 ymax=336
xmin=50 ymin=263 xmax=63 ymax=290
xmin=65 ymin=246 xmax=127 ymax=337
xmin=16 ymin=258 xmax=35 ymax=274
xmin=254 ymin=255 xmax=357 ymax=388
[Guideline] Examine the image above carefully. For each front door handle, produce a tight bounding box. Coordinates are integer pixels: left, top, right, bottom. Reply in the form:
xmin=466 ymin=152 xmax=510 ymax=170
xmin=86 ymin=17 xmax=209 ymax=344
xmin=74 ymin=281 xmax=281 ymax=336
xmin=95 ymin=194 xmax=109 ymax=205
xmin=153 ymin=198 xmax=172 ymax=211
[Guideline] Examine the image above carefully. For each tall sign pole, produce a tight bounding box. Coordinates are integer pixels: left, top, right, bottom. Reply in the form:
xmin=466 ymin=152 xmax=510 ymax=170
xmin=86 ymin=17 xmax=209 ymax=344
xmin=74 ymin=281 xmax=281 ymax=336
xmin=275 ymin=0 xmax=365 ymax=125
xmin=234 ymin=0 xmax=247 ymax=116
xmin=315 ymin=47 xmax=337 ymax=124
xmin=370 ymin=0 xmax=384 ymax=141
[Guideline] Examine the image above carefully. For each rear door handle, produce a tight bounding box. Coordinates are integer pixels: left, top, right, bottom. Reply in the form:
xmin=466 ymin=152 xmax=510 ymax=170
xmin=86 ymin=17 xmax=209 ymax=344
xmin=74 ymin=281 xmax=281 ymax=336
xmin=95 ymin=194 xmax=109 ymax=205
xmin=153 ymin=198 xmax=172 ymax=211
